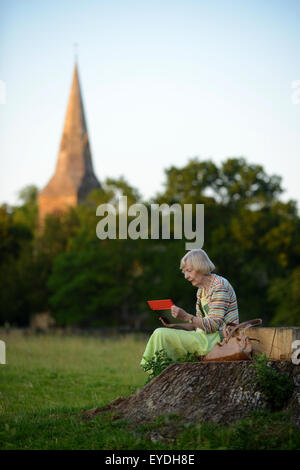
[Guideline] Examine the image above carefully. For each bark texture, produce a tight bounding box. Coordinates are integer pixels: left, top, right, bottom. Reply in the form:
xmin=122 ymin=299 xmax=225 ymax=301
xmin=83 ymin=361 xmax=300 ymax=426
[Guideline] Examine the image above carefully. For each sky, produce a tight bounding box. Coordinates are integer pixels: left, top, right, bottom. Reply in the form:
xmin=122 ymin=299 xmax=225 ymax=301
xmin=1 ymin=0 xmax=300 ymax=209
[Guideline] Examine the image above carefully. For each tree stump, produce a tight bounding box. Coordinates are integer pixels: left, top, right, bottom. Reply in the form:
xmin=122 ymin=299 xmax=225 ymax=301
xmin=85 ymin=361 xmax=300 ymax=426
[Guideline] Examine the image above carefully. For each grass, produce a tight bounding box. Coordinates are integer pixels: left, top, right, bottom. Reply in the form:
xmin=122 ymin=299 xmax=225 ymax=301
xmin=0 ymin=330 xmax=299 ymax=450
xmin=0 ymin=330 xmax=146 ymax=413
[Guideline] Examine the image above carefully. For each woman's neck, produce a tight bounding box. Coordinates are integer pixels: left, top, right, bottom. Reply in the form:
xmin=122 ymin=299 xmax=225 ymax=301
xmin=197 ymin=273 xmax=213 ymax=290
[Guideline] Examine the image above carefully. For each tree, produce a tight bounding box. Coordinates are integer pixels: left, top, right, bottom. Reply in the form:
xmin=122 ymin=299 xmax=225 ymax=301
xmin=268 ymin=267 xmax=300 ymax=326
xmin=13 ymin=185 xmax=39 ymax=231
xmin=0 ymin=204 xmax=33 ymax=324
xmin=46 ymin=177 xmax=147 ymax=327
xmin=216 ymin=158 xmax=283 ymax=208
xmin=154 ymin=157 xmax=300 ymax=325
xmin=1 ymin=159 xmax=299 ymax=328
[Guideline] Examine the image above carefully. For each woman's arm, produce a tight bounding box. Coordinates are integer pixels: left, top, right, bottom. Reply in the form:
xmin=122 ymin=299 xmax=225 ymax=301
xmin=159 ymin=317 xmax=196 ymax=330
xmin=188 ymin=315 xmax=222 ymax=332
xmin=169 ymin=306 xmax=198 ymax=330
xmin=192 ymin=286 xmax=230 ymax=332
xmin=171 ymin=290 xmax=228 ymax=333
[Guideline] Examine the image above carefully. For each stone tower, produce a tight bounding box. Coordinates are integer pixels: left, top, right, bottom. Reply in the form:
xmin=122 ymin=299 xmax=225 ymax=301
xmin=38 ymin=62 xmax=101 ymax=222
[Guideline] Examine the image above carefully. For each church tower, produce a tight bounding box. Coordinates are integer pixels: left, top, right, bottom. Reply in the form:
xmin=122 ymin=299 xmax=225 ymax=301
xmin=38 ymin=62 xmax=101 ymax=222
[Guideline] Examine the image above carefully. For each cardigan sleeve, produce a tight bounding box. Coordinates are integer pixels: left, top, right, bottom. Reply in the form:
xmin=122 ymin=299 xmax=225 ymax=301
xmin=195 ymin=285 xmax=230 ymax=333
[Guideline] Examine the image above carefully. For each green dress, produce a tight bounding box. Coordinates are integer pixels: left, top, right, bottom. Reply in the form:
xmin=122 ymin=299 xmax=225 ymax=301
xmin=140 ymin=291 xmax=221 ymax=370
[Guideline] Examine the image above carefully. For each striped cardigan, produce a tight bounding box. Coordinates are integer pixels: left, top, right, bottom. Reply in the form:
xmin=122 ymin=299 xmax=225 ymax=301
xmin=195 ymin=274 xmax=239 ymax=333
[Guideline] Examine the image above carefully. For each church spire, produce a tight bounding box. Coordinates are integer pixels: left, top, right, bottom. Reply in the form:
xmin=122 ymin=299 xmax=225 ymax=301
xmin=38 ymin=62 xmax=101 ymax=222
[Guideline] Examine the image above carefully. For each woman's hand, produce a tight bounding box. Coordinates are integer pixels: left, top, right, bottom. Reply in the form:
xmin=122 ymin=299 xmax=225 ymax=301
xmin=170 ymin=305 xmax=190 ymax=322
xmin=159 ymin=317 xmax=177 ymax=328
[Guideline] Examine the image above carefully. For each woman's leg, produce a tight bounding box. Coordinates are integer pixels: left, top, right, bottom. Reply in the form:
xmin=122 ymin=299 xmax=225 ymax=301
xmin=140 ymin=327 xmax=220 ymax=369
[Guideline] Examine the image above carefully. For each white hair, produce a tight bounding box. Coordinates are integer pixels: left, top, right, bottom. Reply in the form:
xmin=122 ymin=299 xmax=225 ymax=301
xmin=180 ymin=249 xmax=215 ymax=275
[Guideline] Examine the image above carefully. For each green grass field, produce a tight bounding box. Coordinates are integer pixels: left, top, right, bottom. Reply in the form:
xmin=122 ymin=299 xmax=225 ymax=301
xmin=0 ymin=330 xmax=299 ymax=450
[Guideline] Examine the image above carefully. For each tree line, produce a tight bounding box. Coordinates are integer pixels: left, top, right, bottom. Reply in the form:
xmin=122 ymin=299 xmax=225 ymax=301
xmin=1 ymin=157 xmax=300 ymax=328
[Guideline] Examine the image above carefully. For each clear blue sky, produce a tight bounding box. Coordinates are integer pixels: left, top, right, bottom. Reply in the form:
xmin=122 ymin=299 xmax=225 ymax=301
xmin=1 ymin=0 xmax=300 ymax=207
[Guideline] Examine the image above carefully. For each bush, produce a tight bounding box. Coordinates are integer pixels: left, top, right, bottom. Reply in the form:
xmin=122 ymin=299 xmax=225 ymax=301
xmin=250 ymin=354 xmax=294 ymax=411
xmin=141 ymin=349 xmax=200 ymax=383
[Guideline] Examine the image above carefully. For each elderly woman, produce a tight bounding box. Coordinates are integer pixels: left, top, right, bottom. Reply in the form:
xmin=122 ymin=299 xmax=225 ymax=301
xmin=141 ymin=249 xmax=239 ymax=368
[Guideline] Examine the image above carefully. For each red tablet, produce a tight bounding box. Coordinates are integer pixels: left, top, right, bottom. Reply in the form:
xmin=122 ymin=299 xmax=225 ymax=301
xmin=147 ymin=299 xmax=174 ymax=310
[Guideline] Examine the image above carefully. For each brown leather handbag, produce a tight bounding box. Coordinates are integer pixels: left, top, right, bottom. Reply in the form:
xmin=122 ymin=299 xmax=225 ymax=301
xmin=203 ymin=318 xmax=262 ymax=362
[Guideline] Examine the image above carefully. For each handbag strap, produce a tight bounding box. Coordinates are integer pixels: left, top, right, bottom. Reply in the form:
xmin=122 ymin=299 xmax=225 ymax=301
xmin=223 ymin=318 xmax=262 ymax=343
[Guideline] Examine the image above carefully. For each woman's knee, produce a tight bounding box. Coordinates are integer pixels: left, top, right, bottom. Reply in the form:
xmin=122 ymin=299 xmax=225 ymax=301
xmin=151 ymin=327 xmax=165 ymax=338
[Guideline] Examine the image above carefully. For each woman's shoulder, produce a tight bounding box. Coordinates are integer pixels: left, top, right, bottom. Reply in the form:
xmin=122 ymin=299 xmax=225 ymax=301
xmin=209 ymin=274 xmax=232 ymax=291
xmin=211 ymin=273 xmax=226 ymax=285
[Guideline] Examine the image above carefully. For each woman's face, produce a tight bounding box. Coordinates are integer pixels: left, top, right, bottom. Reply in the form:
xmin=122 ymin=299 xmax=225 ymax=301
xmin=182 ymin=261 xmax=204 ymax=287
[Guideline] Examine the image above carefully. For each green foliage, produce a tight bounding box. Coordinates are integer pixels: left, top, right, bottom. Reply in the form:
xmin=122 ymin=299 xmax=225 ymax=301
xmin=1 ymin=159 xmax=300 ymax=328
xmin=12 ymin=185 xmax=39 ymax=232
xmin=250 ymin=354 xmax=295 ymax=411
xmin=0 ymin=204 xmax=34 ymax=325
xmin=47 ymin=242 xmax=136 ymax=326
xmin=157 ymin=157 xmax=283 ymax=209
xmin=141 ymin=350 xmax=174 ymax=381
xmin=268 ymin=266 xmax=300 ymax=326
xmin=141 ymin=349 xmax=200 ymax=383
